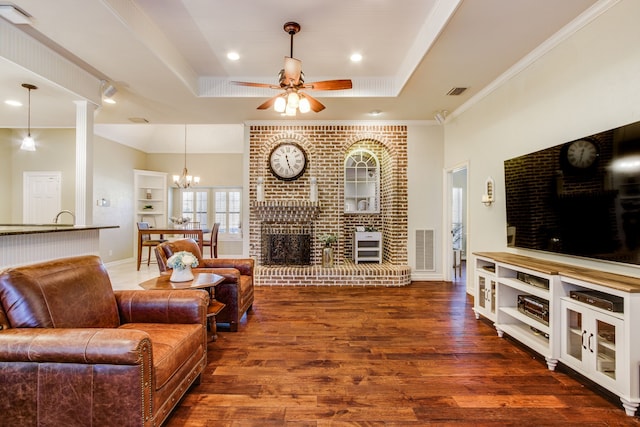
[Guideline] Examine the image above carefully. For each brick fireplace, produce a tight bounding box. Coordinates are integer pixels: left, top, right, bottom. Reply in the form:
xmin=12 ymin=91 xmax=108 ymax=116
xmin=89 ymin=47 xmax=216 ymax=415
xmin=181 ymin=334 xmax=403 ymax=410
xmin=249 ymin=125 xmax=411 ymax=286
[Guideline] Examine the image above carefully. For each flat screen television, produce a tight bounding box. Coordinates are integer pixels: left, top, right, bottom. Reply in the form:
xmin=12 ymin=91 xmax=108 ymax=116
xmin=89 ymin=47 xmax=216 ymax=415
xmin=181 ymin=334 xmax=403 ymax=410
xmin=504 ymin=120 xmax=640 ymax=265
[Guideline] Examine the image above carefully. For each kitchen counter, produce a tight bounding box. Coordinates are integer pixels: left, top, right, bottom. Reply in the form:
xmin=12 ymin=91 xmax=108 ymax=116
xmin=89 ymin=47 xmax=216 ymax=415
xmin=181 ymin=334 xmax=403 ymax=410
xmin=0 ymin=224 xmax=119 ymax=268
xmin=0 ymin=224 xmax=118 ymax=236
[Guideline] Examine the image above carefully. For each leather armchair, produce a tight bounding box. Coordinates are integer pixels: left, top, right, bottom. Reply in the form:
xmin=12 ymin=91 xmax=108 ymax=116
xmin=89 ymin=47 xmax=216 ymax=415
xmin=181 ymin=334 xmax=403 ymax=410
xmin=0 ymin=255 xmax=209 ymax=427
xmin=155 ymin=238 xmax=254 ymax=332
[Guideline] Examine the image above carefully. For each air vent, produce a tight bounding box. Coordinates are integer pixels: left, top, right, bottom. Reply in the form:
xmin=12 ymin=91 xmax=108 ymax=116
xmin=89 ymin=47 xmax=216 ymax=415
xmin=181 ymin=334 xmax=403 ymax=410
xmin=415 ymin=229 xmax=435 ymax=271
xmin=446 ymin=87 xmax=468 ymax=96
xmin=128 ymin=117 xmax=149 ymax=123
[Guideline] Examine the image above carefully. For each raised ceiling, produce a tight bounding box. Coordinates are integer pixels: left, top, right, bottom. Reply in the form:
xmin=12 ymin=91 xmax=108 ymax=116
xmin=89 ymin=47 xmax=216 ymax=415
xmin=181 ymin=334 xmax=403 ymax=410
xmin=0 ymin=0 xmax=602 ymax=152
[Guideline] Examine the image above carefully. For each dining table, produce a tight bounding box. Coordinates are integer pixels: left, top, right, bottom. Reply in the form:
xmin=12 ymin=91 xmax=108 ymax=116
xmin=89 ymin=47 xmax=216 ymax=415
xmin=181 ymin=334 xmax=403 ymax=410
xmin=137 ymin=225 xmax=208 ymax=270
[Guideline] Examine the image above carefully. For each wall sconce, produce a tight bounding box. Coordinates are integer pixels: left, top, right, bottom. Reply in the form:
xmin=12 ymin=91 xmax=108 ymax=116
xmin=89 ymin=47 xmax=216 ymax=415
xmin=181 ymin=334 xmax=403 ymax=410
xmin=482 ymin=177 xmax=495 ymax=206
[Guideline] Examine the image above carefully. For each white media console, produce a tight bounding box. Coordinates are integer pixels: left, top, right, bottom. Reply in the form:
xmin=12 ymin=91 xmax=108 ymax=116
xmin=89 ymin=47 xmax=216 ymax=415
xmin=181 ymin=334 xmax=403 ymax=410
xmin=473 ymin=252 xmax=640 ymax=416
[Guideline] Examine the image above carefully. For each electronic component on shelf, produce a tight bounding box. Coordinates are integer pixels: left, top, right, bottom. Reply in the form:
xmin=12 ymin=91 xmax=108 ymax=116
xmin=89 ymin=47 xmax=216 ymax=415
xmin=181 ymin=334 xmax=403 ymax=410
xmin=517 ymin=271 xmax=549 ymax=289
xmin=570 ymin=290 xmax=623 ymax=313
xmin=517 ymin=294 xmax=549 ymax=325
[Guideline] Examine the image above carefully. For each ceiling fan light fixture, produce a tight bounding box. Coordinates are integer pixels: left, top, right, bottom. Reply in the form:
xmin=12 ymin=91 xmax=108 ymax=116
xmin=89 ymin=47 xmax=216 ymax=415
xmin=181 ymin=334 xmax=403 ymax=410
xmin=287 ymin=91 xmax=299 ymax=108
xmin=274 ymin=96 xmax=286 ymax=113
xmin=299 ymin=96 xmax=311 ymax=113
xmin=231 ymin=21 xmax=352 ymax=115
xmin=285 ymin=104 xmax=297 ymax=116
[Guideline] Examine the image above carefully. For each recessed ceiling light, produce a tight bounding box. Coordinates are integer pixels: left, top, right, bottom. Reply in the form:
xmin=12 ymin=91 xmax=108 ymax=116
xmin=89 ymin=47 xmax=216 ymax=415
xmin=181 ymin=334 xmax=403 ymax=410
xmin=350 ymin=53 xmax=362 ymax=62
xmin=227 ymin=52 xmax=240 ymax=61
xmin=369 ymin=110 xmax=382 ymax=116
xmin=5 ymin=100 xmax=22 ymax=107
xmin=103 ymin=98 xmax=116 ymax=104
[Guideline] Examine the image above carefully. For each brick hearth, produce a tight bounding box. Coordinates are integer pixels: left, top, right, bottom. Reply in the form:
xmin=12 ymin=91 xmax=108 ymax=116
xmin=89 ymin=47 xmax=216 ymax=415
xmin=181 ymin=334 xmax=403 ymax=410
xmin=256 ymin=261 xmax=411 ymax=286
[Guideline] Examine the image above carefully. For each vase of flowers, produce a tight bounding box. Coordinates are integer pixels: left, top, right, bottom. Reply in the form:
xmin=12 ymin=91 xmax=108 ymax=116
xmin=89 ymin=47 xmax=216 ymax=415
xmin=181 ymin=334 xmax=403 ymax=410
xmin=167 ymin=251 xmax=199 ymax=282
xmin=319 ymin=234 xmax=337 ymax=267
xmin=169 ymin=216 xmax=191 ymax=229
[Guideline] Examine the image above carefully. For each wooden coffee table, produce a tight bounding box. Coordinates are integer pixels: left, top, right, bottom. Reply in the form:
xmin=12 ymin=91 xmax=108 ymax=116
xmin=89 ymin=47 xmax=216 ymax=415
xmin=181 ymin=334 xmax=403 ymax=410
xmin=139 ymin=272 xmax=226 ymax=342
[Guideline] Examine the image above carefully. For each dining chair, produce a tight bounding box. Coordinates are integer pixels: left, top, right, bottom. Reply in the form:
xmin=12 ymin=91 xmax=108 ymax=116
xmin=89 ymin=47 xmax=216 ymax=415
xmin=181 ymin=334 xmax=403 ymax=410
xmin=137 ymin=222 xmax=167 ymax=270
xmin=184 ymin=221 xmax=202 ymax=244
xmin=203 ymin=222 xmax=220 ymax=258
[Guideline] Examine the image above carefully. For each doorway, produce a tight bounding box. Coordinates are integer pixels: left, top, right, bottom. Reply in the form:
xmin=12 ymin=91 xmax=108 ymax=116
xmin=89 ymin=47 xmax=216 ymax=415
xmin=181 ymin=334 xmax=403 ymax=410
xmin=23 ymin=171 xmax=61 ymax=224
xmin=444 ymin=164 xmax=468 ymax=285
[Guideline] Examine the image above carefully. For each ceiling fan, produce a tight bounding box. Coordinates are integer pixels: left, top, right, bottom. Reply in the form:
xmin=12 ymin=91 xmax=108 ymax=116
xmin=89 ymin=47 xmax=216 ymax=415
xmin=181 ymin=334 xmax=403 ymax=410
xmin=231 ymin=22 xmax=352 ymax=115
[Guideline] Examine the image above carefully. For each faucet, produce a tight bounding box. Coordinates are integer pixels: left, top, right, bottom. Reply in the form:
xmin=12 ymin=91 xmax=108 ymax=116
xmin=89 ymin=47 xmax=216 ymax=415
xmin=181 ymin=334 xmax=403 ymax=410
xmin=53 ymin=210 xmax=75 ymax=225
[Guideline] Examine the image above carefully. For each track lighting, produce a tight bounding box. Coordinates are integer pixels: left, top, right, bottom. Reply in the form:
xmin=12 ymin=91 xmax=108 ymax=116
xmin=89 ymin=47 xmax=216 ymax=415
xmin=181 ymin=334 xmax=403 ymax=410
xmin=434 ymin=110 xmax=448 ymax=125
xmin=101 ymin=80 xmax=117 ymax=104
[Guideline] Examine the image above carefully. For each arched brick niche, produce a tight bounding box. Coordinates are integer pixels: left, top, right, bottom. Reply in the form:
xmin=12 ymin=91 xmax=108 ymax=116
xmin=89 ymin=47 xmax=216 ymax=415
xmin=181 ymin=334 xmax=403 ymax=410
xmin=249 ymin=125 xmax=408 ymax=267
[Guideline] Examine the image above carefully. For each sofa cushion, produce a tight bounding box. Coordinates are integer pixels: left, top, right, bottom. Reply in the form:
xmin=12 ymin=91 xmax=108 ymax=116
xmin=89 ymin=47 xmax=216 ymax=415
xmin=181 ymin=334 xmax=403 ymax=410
xmin=119 ymin=322 xmax=203 ymax=390
xmin=0 ymin=256 xmax=120 ymax=329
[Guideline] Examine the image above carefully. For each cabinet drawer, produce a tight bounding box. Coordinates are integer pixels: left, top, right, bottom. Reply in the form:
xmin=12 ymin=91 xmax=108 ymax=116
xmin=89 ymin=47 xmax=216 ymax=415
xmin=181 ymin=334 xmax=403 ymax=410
xmin=355 ymin=232 xmax=381 ymax=241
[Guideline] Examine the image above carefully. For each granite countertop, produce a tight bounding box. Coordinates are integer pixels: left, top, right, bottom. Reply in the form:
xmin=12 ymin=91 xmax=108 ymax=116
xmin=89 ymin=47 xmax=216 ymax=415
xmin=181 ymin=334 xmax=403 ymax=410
xmin=0 ymin=224 xmax=119 ymax=236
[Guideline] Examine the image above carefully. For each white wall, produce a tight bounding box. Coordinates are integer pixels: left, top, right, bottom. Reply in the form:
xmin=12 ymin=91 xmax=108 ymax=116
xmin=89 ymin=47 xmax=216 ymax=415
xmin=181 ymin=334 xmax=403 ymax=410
xmin=444 ymin=0 xmax=640 ymax=283
xmin=407 ymin=123 xmax=445 ymax=280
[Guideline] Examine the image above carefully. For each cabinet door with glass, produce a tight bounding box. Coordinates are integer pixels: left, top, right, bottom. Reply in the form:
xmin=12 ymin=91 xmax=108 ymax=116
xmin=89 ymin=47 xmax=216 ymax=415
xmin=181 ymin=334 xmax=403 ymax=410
xmin=344 ymin=149 xmax=379 ymax=213
xmin=561 ymin=298 xmax=624 ymax=392
xmin=475 ymin=272 xmax=497 ymax=321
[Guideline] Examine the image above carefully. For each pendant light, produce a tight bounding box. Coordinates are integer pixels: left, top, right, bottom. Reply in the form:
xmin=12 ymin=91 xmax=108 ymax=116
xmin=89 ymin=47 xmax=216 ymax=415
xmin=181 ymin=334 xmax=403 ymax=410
xmin=20 ymin=83 xmax=37 ymax=151
xmin=173 ymin=125 xmax=200 ymax=188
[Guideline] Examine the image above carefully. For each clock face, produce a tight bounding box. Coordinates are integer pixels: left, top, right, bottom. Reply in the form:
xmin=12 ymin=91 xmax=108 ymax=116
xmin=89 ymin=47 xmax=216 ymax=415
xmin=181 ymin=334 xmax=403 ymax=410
xmin=268 ymin=142 xmax=307 ymax=181
xmin=564 ymin=138 xmax=599 ymax=170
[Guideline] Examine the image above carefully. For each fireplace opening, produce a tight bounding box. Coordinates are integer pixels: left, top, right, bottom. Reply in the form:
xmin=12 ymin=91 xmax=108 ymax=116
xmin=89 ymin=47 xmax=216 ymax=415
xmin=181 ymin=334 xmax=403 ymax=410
xmin=261 ymin=223 xmax=312 ymax=265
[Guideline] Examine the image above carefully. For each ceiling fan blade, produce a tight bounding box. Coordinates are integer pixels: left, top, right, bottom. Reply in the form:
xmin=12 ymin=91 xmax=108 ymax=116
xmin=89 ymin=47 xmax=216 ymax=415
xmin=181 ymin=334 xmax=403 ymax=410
xmin=302 ymin=93 xmax=325 ymax=112
xmin=304 ymin=79 xmax=353 ymax=91
xmin=231 ymin=81 xmax=280 ymax=89
xmin=283 ymin=57 xmax=302 ymax=85
xmin=257 ymin=95 xmax=280 ymax=110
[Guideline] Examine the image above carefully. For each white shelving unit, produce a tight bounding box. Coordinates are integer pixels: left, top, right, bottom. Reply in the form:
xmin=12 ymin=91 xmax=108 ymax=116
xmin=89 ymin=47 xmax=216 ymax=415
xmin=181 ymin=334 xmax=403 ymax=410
xmin=133 ymin=169 xmax=168 ymax=257
xmin=353 ymin=231 xmax=382 ymax=264
xmin=473 ymin=252 xmax=640 ymax=416
xmin=493 ymin=261 xmax=561 ymax=371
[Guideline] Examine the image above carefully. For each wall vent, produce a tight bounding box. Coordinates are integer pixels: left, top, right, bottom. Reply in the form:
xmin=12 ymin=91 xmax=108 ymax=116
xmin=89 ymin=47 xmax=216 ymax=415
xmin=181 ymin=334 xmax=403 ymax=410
xmin=446 ymin=87 xmax=468 ymax=96
xmin=128 ymin=117 xmax=149 ymax=123
xmin=415 ymin=229 xmax=435 ymax=271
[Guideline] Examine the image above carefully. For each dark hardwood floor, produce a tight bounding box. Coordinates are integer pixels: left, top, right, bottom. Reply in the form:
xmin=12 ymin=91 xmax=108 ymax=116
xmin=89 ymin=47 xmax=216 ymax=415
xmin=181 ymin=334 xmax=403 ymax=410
xmin=165 ymin=279 xmax=640 ymax=426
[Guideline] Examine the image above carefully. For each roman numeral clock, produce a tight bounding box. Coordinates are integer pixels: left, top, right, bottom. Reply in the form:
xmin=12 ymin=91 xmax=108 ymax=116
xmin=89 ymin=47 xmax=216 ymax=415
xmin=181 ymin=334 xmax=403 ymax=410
xmin=268 ymin=142 xmax=308 ymax=181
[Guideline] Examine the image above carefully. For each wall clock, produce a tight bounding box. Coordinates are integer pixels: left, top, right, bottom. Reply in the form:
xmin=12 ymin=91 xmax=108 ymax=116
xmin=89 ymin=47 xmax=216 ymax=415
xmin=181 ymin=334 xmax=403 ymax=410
xmin=561 ymin=138 xmax=599 ymax=172
xmin=268 ymin=142 xmax=308 ymax=181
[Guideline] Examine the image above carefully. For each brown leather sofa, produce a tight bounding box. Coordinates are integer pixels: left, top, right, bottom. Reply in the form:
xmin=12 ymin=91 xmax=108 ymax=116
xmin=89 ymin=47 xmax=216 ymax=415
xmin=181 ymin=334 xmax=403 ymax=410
xmin=155 ymin=238 xmax=254 ymax=332
xmin=0 ymin=255 xmax=209 ymax=427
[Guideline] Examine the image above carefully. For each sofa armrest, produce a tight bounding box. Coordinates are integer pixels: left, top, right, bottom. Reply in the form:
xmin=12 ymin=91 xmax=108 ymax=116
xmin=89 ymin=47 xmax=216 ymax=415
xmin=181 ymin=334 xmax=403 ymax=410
xmin=201 ymin=258 xmax=254 ymax=276
xmin=0 ymin=328 xmax=150 ymax=364
xmin=115 ymin=289 xmax=208 ymax=325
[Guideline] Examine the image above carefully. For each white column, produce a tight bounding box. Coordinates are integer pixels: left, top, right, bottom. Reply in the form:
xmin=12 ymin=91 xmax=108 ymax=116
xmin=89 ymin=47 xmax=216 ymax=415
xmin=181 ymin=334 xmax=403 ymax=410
xmin=74 ymin=100 xmax=95 ymax=226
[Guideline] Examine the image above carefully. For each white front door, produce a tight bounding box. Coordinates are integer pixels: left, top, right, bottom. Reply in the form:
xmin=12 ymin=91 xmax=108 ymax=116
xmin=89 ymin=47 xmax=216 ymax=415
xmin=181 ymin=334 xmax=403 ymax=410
xmin=23 ymin=171 xmax=62 ymax=224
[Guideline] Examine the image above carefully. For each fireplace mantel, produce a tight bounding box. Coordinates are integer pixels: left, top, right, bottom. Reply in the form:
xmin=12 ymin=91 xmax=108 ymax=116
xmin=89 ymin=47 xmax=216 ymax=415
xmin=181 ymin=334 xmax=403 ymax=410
xmin=254 ymin=201 xmax=320 ymax=222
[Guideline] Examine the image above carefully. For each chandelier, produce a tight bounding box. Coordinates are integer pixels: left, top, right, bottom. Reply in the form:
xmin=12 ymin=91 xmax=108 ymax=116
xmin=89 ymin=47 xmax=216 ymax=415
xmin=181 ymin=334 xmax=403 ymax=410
xmin=173 ymin=125 xmax=200 ymax=189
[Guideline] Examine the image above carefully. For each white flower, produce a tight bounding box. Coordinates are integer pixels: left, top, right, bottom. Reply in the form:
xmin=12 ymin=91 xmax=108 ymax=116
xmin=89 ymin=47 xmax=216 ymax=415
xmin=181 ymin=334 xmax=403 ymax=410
xmin=167 ymin=251 xmax=199 ymax=270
